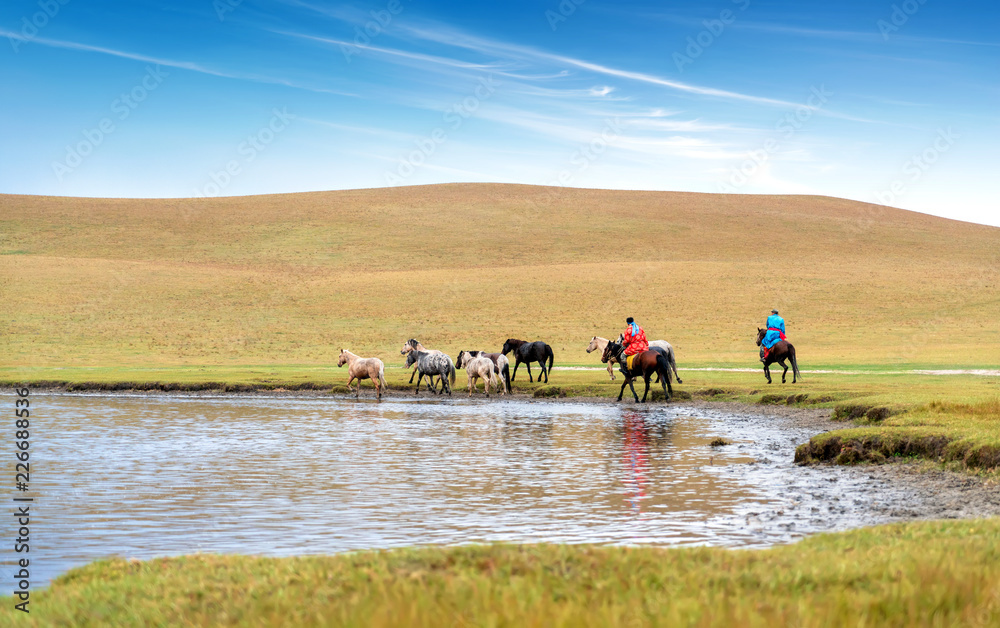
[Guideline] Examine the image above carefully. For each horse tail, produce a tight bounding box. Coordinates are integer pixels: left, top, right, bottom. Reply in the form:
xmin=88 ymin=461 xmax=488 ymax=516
xmin=790 ymin=345 xmax=802 ymax=379
xmin=503 ymin=362 xmax=511 ymax=392
xmin=449 ymin=362 xmax=456 ymax=385
xmin=655 ymin=352 xmax=673 ymax=398
xmin=547 ymin=345 xmax=554 ymax=372
xmin=668 ymin=347 xmax=682 ymax=384
xmin=378 ymin=362 xmax=387 ymax=389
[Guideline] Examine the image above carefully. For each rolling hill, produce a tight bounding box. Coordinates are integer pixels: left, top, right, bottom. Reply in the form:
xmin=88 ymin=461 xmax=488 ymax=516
xmin=2 ymin=183 xmax=998 ymax=373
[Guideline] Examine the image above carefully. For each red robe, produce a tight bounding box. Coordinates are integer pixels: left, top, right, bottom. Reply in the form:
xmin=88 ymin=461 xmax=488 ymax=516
xmin=622 ymin=325 xmax=649 ymax=356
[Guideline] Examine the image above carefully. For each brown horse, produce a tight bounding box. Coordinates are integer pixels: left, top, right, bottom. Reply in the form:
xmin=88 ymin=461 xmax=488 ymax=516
xmin=337 ymin=349 xmax=387 ymax=399
xmin=601 ymin=339 xmax=672 ymax=402
xmin=755 ymin=328 xmax=801 ymax=384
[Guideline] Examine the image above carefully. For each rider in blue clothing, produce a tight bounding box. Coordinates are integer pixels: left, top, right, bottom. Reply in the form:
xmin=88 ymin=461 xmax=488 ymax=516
xmin=760 ymin=309 xmax=786 ymax=362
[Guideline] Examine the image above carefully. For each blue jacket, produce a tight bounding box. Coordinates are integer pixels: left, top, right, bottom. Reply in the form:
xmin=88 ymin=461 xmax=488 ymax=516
xmin=762 ymin=315 xmax=786 ymax=349
xmin=766 ymin=314 xmax=785 ymax=334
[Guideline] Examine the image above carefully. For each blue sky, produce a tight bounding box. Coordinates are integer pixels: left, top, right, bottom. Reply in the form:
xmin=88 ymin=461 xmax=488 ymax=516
xmin=2 ymin=0 xmax=998 ymax=225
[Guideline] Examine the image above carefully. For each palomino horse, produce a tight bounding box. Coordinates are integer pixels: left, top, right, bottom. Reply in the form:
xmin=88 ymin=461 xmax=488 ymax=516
xmin=404 ymin=350 xmax=456 ymax=395
xmin=501 ymin=339 xmax=554 ymax=383
xmin=337 ymin=349 xmax=387 ymax=399
xmin=601 ymin=339 xmax=673 ymax=403
xmin=456 ymin=352 xmax=503 ymax=397
xmin=456 ymin=350 xmax=511 ymax=393
xmin=755 ymin=328 xmax=801 ymax=384
xmin=401 ymin=338 xmax=444 ymax=387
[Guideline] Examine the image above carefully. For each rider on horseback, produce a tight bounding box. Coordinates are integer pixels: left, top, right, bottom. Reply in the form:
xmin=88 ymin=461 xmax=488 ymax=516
xmin=759 ymin=309 xmax=786 ymax=362
xmin=622 ymin=317 xmax=649 ymax=368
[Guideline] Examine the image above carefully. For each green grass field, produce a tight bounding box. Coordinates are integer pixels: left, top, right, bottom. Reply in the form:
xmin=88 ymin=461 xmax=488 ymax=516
xmin=4 ymin=520 xmax=999 ymax=626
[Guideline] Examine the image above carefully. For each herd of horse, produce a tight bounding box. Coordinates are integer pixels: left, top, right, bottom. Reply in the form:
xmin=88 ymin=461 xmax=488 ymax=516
xmin=337 ymin=329 xmax=800 ymax=402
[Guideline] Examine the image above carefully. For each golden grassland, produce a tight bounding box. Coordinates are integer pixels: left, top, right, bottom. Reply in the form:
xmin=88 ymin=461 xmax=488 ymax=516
xmin=3 ymin=183 xmax=999 ymax=371
xmin=3 ymin=520 xmax=1000 ymax=627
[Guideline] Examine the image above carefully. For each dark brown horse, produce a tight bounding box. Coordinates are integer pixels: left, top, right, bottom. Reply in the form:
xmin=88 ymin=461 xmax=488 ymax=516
xmin=601 ymin=339 xmax=673 ymax=402
xmin=501 ymin=339 xmax=554 ymax=383
xmin=756 ymin=328 xmax=801 ymax=384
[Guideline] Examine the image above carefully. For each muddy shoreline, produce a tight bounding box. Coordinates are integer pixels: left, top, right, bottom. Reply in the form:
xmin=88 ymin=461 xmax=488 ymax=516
xmin=12 ymin=386 xmax=1000 ymax=526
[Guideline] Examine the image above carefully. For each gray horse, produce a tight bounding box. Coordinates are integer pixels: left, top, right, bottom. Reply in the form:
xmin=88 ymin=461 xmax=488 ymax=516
xmin=404 ymin=350 xmax=456 ymax=395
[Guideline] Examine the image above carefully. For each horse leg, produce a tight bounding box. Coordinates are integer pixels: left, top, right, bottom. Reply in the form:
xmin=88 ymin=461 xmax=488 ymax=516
xmin=641 ymin=373 xmax=651 ymax=403
xmin=347 ymin=376 xmax=356 ymax=397
xmin=617 ymin=379 xmax=629 ymax=402
xmin=606 ymin=363 xmax=616 ymax=381
xmin=763 ymin=363 xmax=772 ymax=384
xmin=780 ymin=360 xmax=788 ymax=384
xmin=540 ymin=360 xmax=548 ymax=383
xmin=627 ymin=378 xmax=640 ymax=403
xmin=510 ymin=360 xmax=520 ymax=382
xmin=671 ymin=350 xmax=683 ymax=384
xmin=525 ymin=361 xmax=534 ymax=383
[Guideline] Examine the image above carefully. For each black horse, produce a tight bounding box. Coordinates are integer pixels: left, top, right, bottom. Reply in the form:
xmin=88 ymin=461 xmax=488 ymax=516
xmin=601 ymin=339 xmax=672 ymax=402
xmin=501 ymin=338 xmax=554 ymax=383
xmin=755 ymin=328 xmax=801 ymax=384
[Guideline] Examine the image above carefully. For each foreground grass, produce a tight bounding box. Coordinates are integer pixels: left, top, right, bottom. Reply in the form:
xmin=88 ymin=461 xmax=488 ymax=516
xmin=4 ymin=520 xmax=999 ymax=626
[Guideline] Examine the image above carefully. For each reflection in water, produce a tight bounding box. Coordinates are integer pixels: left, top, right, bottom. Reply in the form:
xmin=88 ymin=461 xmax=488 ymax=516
xmin=14 ymin=394 xmax=935 ymax=586
xmin=621 ymin=411 xmax=651 ymax=515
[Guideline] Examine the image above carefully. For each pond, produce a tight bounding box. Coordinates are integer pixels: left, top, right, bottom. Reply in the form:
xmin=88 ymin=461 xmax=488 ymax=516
xmin=15 ymin=394 xmax=931 ymax=585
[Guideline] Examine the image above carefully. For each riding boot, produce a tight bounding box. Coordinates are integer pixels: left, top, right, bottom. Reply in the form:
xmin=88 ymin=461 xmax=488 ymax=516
xmin=759 ymin=347 xmax=767 ymax=363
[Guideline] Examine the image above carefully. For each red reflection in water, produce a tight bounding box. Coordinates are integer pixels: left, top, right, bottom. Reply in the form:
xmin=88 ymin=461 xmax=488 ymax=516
xmin=621 ymin=411 xmax=650 ymax=515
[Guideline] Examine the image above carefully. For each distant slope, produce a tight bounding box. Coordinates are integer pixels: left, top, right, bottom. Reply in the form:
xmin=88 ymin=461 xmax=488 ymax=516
xmin=2 ymin=183 xmax=998 ymax=368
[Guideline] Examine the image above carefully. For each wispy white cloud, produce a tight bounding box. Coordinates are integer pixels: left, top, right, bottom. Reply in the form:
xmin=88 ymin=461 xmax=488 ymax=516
xmin=0 ymin=28 xmax=358 ymax=97
xmin=397 ymin=23 xmax=804 ymax=108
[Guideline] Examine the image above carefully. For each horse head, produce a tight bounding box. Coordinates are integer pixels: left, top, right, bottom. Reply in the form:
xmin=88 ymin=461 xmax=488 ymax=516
xmin=601 ymin=340 xmax=621 ymax=364
xmin=404 ymin=351 xmax=418 ymax=368
xmin=755 ymin=328 xmax=765 ymax=346
xmin=401 ymin=338 xmax=419 ymax=355
xmin=586 ymin=336 xmax=600 ymax=353
xmin=501 ymin=339 xmax=514 ymax=355
xmin=337 ymin=350 xmax=349 ymax=367
xmin=456 ymin=351 xmax=467 ymax=368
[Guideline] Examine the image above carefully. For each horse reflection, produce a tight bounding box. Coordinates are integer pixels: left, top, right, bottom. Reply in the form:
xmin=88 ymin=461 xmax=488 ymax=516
xmin=621 ymin=411 xmax=651 ymax=515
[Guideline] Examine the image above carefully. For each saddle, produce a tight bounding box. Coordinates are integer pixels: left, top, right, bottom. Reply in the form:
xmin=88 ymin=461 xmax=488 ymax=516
xmin=625 ymin=353 xmax=638 ymax=370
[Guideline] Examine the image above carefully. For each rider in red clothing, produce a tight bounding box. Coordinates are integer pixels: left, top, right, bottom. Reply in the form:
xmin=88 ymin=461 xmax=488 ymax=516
xmin=622 ymin=317 xmax=649 ymax=356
